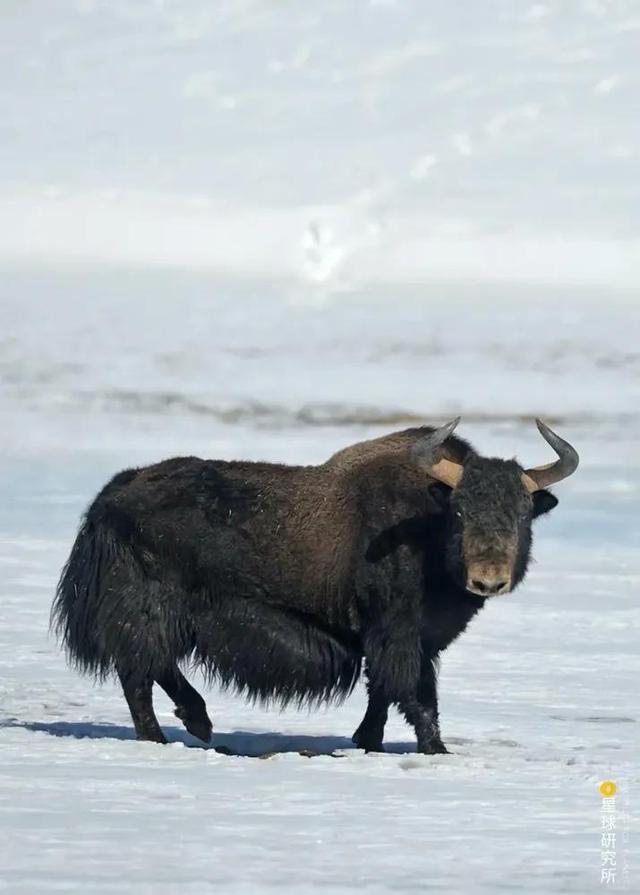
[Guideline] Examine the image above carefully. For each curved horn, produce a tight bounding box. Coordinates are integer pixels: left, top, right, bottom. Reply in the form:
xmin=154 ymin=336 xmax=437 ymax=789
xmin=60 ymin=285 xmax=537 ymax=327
xmin=521 ymin=419 xmax=579 ymax=492
xmin=412 ymin=417 xmax=464 ymax=488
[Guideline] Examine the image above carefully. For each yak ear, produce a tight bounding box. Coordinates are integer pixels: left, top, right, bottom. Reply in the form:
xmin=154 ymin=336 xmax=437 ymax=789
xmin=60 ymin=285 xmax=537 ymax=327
xmin=532 ymin=489 xmax=558 ymax=518
xmin=427 ymin=481 xmax=452 ymax=513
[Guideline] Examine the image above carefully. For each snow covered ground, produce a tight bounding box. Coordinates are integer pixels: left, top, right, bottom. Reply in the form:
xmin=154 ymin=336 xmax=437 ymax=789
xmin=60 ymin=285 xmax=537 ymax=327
xmin=2 ymin=0 xmax=640 ymax=290
xmin=1 ymin=1 xmax=639 ymax=893
xmin=1 ymin=273 xmax=638 ymax=894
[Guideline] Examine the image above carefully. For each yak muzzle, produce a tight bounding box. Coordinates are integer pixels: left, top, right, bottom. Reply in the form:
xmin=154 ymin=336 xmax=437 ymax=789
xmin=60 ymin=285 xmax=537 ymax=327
xmin=465 ymin=561 xmax=512 ymax=597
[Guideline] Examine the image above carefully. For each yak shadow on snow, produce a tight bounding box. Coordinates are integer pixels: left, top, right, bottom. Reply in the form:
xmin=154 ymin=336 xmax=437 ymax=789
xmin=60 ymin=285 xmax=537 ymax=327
xmin=3 ymin=719 xmax=560 ymax=756
xmin=0 ymin=717 xmax=426 ymax=755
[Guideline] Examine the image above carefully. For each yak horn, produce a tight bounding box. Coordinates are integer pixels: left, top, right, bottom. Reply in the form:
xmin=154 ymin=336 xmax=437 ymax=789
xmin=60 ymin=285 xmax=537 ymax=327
xmin=521 ymin=419 xmax=579 ymax=492
xmin=412 ymin=417 xmax=465 ymax=489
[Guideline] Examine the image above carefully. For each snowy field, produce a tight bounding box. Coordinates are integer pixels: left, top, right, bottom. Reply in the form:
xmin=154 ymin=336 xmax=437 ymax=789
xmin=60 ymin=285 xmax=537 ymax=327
xmin=1 ymin=2 xmax=639 ymax=894
xmin=1 ymin=273 xmax=638 ymax=894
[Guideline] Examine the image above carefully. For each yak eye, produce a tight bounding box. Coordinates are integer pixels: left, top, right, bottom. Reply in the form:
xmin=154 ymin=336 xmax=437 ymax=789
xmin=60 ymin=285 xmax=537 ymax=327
xmin=455 ymin=511 xmax=462 ymax=518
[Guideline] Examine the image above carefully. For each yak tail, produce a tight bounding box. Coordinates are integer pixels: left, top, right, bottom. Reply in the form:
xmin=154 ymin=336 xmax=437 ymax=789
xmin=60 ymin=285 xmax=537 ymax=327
xmin=51 ymin=515 xmax=125 ymax=679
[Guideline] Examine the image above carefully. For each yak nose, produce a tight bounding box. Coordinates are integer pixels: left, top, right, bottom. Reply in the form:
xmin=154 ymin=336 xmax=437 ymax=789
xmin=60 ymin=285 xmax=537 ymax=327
xmin=469 ymin=577 xmax=509 ymax=595
xmin=466 ymin=563 xmax=512 ymax=596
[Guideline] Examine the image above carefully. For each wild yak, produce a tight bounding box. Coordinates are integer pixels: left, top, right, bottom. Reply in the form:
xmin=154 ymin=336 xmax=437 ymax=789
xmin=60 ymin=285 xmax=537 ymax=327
xmin=53 ymin=418 xmax=578 ymax=753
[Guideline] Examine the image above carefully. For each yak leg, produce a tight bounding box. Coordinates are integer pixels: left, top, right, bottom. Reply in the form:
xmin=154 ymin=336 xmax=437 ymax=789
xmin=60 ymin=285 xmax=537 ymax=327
xmin=156 ymin=667 xmax=212 ymax=744
xmin=117 ymin=668 xmax=167 ymax=744
xmin=361 ymin=616 xmax=426 ymax=752
xmin=362 ymin=619 xmax=447 ymax=755
xmin=352 ymin=664 xmax=388 ymax=752
xmin=399 ymin=657 xmax=448 ymax=755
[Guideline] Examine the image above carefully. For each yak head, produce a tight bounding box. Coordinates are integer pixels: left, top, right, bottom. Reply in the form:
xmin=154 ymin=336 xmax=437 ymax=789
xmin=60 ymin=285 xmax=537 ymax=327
xmin=413 ymin=418 xmax=579 ymax=597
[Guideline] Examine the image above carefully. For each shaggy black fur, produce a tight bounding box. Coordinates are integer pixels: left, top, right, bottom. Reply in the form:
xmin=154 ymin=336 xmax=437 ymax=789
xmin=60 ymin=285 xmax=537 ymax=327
xmin=52 ymin=427 xmax=558 ymax=751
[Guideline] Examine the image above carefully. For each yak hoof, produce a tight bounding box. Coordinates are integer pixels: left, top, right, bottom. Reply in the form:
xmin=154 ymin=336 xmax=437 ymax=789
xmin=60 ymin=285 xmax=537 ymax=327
xmin=419 ymin=739 xmax=449 ymax=755
xmin=136 ymin=729 xmax=168 ymax=745
xmin=175 ymin=707 xmax=213 ymax=744
xmin=352 ymin=729 xmax=385 ymax=753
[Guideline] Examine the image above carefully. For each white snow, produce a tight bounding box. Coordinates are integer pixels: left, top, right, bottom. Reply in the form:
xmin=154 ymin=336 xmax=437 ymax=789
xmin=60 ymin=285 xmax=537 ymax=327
xmin=1 ymin=0 xmax=640 ymax=289
xmin=1 ymin=1 xmax=639 ymax=893
xmin=2 ymin=277 xmax=638 ymax=894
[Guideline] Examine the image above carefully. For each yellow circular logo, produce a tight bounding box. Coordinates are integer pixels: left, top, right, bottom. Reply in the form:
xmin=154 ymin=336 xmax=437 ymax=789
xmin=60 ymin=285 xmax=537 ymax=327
xmin=599 ymin=780 xmax=617 ymax=797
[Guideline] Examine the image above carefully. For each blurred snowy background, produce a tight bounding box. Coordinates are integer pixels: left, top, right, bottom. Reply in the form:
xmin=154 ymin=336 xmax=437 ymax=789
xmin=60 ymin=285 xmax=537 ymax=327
xmin=0 ymin=2 xmax=638 ymax=893
xmin=1 ymin=0 xmax=640 ymax=289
